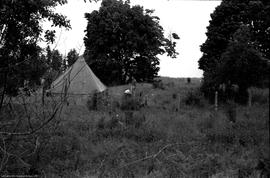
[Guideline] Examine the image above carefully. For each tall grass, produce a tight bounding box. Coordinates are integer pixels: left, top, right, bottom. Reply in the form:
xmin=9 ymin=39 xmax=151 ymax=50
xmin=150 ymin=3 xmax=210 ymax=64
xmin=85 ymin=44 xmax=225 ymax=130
xmin=3 ymin=77 xmax=268 ymax=177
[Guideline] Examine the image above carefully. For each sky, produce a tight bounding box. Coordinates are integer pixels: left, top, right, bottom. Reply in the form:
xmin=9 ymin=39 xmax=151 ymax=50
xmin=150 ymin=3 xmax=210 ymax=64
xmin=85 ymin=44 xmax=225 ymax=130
xmin=48 ymin=0 xmax=221 ymax=78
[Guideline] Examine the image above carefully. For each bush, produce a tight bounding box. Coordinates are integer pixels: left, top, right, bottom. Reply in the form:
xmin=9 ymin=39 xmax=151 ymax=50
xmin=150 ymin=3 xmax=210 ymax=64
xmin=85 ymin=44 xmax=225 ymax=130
xmin=251 ymin=88 xmax=269 ymax=105
xmin=152 ymin=79 xmax=164 ymax=90
xmin=86 ymin=91 xmax=110 ymax=111
xmin=172 ymin=93 xmax=177 ymax=99
xmin=225 ymin=101 xmax=237 ymax=123
xmin=120 ymin=95 xmax=141 ymax=111
xmin=87 ymin=92 xmax=98 ymax=110
xmin=183 ymin=89 xmax=204 ymax=107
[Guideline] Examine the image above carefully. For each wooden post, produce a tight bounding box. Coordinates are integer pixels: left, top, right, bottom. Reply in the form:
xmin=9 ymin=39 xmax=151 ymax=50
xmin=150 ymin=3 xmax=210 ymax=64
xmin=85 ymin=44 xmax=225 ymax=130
xmin=248 ymin=89 xmax=252 ymax=107
xmin=177 ymin=95 xmax=181 ymax=112
xmin=215 ymin=91 xmax=218 ymax=111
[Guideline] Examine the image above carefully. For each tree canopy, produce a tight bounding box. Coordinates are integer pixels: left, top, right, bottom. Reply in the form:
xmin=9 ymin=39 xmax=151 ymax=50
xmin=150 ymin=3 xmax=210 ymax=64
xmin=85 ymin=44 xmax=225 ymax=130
xmin=84 ymin=0 xmax=179 ymax=85
xmin=46 ymin=47 xmax=64 ymax=72
xmin=0 ymin=0 xmax=70 ymax=95
xmin=198 ymin=0 xmax=269 ymax=103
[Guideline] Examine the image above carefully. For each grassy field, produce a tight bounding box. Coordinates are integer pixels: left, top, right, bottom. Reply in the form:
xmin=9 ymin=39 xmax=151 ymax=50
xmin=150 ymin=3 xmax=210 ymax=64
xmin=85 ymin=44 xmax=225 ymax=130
xmin=41 ymin=77 xmax=267 ymax=178
xmin=1 ymin=77 xmax=269 ymax=177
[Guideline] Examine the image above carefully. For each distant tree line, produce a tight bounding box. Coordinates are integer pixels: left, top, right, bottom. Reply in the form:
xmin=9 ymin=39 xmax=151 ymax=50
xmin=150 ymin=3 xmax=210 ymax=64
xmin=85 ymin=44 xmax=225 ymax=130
xmin=199 ymin=0 xmax=270 ymax=104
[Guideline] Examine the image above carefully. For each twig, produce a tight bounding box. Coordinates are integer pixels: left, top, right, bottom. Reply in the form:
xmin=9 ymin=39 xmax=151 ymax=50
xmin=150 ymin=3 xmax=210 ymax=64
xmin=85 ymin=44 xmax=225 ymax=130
xmin=0 ymin=134 xmax=8 ymax=172
xmin=0 ymin=135 xmax=11 ymax=173
xmin=53 ymin=28 xmax=63 ymax=50
xmin=117 ymin=143 xmax=178 ymax=169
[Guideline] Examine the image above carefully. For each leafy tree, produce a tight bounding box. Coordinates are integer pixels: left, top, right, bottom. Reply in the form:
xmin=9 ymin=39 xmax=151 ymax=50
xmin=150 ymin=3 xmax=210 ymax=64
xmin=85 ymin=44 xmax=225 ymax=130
xmin=50 ymin=49 xmax=63 ymax=72
xmin=216 ymin=26 xmax=268 ymax=103
xmin=67 ymin=49 xmax=79 ymax=67
xmin=41 ymin=46 xmax=64 ymax=89
xmin=198 ymin=0 xmax=270 ymax=103
xmin=84 ymin=0 xmax=179 ymax=85
xmin=0 ymin=0 xmax=70 ymax=96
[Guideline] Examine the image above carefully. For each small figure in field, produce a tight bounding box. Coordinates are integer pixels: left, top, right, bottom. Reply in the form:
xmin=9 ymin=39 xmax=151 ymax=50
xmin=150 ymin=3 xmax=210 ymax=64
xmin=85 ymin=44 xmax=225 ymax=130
xmin=187 ymin=77 xmax=191 ymax=84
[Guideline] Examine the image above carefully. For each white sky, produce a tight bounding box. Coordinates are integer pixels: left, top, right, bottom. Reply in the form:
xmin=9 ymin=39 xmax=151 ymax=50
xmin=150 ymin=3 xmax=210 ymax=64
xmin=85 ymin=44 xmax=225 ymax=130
xmin=47 ymin=0 xmax=221 ymax=78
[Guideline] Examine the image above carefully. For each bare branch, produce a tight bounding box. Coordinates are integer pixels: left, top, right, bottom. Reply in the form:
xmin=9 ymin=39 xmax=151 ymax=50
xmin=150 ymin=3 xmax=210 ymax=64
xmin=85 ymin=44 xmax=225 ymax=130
xmin=117 ymin=143 xmax=179 ymax=169
xmin=0 ymin=134 xmax=9 ymax=172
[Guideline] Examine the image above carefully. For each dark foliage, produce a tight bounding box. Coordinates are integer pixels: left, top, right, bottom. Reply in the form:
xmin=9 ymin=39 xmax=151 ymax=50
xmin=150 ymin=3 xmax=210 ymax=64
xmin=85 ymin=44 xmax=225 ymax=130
xmin=217 ymin=26 xmax=268 ymax=103
xmin=199 ymin=0 xmax=270 ymax=104
xmin=152 ymin=79 xmax=165 ymax=90
xmin=45 ymin=46 xmax=64 ymax=73
xmin=183 ymin=89 xmax=204 ymax=107
xmin=120 ymin=95 xmax=141 ymax=111
xmin=0 ymin=0 xmax=70 ymax=96
xmin=67 ymin=49 xmax=79 ymax=67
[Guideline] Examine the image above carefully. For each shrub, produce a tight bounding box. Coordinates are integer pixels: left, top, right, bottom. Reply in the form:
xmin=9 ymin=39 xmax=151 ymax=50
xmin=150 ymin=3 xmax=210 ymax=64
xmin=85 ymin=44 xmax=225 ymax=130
xmin=251 ymin=88 xmax=269 ymax=105
xmin=152 ymin=79 xmax=165 ymax=90
xmin=120 ymin=95 xmax=141 ymax=111
xmin=86 ymin=91 xmax=110 ymax=111
xmin=225 ymin=101 xmax=237 ymax=123
xmin=87 ymin=92 xmax=98 ymax=110
xmin=111 ymin=100 xmax=120 ymax=110
xmin=183 ymin=89 xmax=204 ymax=107
xmin=123 ymin=111 xmax=146 ymax=128
xmin=172 ymin=93 xmax=177 ymax=99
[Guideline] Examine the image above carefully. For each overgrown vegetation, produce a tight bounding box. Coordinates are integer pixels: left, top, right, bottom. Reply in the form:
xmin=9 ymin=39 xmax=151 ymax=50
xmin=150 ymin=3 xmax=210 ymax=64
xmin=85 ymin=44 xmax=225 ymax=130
xmin=1 ymin=0 xmax=268 ymax=177
xmin=1 ymin=78 xmax=267 ymax=177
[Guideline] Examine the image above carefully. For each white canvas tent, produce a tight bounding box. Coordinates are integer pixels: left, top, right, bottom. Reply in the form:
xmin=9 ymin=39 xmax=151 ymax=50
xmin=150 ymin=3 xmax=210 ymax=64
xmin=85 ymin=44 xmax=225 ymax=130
xmin=49 ymin=56 xmax=106 ymax=95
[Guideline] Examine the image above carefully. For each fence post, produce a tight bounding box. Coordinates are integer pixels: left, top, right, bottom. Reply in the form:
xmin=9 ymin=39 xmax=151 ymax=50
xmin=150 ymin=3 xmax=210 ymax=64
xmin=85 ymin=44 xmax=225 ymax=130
xmin=215 ymin=91 xmax=218 ymax=111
